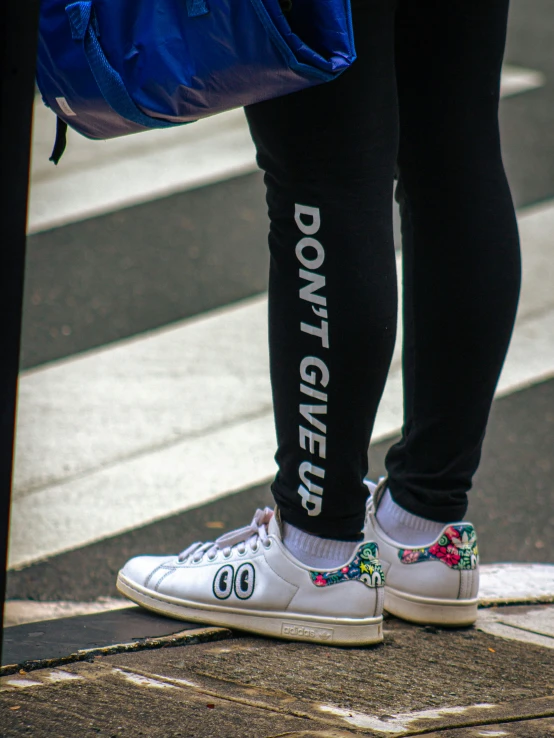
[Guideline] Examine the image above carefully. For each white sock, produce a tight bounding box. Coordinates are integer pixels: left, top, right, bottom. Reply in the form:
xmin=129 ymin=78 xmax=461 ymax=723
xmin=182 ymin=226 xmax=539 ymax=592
xmin=282 ymin=523 xmax=357 ymax=569
xmin=376 ymin=488 xmax=446 ymax=546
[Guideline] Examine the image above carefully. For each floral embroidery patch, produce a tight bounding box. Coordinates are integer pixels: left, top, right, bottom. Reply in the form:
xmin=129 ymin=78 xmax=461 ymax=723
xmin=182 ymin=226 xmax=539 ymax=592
xmin=398 ymin=524 xmax=479 ymax=570
xmin=310 ymin=542 xmax=385 ymax=588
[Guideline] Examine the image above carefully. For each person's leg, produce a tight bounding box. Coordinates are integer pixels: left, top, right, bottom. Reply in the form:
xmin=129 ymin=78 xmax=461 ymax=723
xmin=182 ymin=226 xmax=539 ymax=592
xmin=244 ymin=0 xmax=399 ymax=543
xmin=364 ymin=2 xmax=519 ymax=625
xmin=118 ymin=1 xmax=398 ymax=645
xmin=384 ymin=0 xmax=521 ymax=523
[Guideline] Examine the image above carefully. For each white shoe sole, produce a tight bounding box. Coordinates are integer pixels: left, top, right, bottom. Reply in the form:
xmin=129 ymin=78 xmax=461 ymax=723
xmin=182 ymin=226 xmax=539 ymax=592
xmin=117 ymin=572 xmax=383 ymax=646
xmin=385 ymin=587 xmax=478 ymax=627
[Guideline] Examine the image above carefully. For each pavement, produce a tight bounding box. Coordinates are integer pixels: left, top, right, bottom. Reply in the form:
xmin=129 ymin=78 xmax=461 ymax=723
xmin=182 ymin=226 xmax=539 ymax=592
xmin=2 ymin=0 xmax=554 ymax=734
xmin=2 ymin=589 xmax=554 ymax=736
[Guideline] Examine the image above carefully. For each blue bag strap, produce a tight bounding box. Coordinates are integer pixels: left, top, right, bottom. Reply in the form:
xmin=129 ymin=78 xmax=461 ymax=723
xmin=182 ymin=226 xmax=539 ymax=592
xmin=65 ymin=1 xmax=205 ymax=129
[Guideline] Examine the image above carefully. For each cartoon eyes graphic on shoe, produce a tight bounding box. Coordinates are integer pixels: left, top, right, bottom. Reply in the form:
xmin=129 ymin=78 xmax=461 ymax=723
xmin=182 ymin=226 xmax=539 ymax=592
xmin=213 ymin=563 xmax=256 ymax=600
xmin=235 ymin=563 xmax=255 ymax=599
xmin=213 ymin=564 xmax=234 ymax=599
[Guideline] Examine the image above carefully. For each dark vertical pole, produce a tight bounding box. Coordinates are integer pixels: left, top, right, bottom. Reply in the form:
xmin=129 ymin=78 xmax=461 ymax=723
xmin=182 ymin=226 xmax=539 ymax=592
xmin=0 ymin=0 xmax=40 ymax=661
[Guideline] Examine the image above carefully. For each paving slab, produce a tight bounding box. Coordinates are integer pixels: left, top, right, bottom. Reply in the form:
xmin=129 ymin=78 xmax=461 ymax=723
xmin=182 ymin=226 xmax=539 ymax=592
xmin=477 ymin=604 xmax=554 ymax=650
xmin=1 ymin=608 xmax=230 ymax=676
xmin=0 ymin=660 xmax=313 ymax=737
xmin=108 ymin=623 xmax=553 ymax=718
xmin=422 ymin=719 xmax=554 ymax=737
xmin=2 ymin=607 xmax=554 ymax=737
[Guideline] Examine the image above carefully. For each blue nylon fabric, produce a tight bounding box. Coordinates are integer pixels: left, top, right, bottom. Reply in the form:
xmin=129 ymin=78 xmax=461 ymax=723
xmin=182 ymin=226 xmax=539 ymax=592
xmin=69 ymin=2 xmax=180 ymax=130
xmin=186 ymin=0 xmax=210 ymax=18
xmin=36 ymin=0 xmax=356 ymax=141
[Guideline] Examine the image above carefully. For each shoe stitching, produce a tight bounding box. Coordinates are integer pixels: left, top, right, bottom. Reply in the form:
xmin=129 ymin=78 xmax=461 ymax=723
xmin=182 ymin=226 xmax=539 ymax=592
xmin=145 ymin=562 xmax=172 ymax=589
xmin=154 ymin=568 xmax=176 ymax=592
xmin=458 ymin=569 xmax=476 ymax=600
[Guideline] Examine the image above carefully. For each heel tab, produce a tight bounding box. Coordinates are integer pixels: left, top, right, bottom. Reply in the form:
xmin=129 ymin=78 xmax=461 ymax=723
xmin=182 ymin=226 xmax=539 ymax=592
xmin=363 ymin=477 xmax=387 ymax=523
xmin=310 ymin=541 xmax=384 ymax=589
xmin=398 ymin=523 xmax=479 ymax=570
xmin=371 ymin=477 xmax=388 ymax=511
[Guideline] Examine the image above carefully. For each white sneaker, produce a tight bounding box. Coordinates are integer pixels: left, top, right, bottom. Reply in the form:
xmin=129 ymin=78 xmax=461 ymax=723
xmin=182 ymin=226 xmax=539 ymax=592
xmin=117 ymin=507 xmax=385 ymax=646
xmin=364 ymin=479 xmax=479 ymax=626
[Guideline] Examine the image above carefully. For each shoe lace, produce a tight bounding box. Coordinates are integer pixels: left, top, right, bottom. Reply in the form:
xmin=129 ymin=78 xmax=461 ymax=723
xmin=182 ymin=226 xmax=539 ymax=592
xmin=177 ymin=507 xmax=274 ymax=563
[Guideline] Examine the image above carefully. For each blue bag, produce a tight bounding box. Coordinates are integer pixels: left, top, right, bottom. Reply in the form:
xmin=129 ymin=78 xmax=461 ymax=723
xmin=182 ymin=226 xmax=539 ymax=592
xmin=36 ymin=0 xmax=356 ymax=162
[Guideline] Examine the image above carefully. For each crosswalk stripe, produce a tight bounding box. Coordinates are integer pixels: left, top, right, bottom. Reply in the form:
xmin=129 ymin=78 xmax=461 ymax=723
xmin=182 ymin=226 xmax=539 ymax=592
xmin=28 ymin=107 xmax=256 ymax=235
xmin=9 ymin=199 xmax=554 ymax=569
xmin=500 ymin=64 xmax=546 ymax=98
xmin=4 ymin=599 xmax=130 ymax=628
xmin=27 ymin=65 xmax=545 ymax=235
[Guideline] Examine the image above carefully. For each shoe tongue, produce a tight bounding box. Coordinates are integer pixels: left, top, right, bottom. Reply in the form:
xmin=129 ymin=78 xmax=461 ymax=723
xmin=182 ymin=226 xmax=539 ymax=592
xmin=267 ymin=507 xmax=282 ymax=540
xmin=372 ymin=478 xmax=388 ymax=510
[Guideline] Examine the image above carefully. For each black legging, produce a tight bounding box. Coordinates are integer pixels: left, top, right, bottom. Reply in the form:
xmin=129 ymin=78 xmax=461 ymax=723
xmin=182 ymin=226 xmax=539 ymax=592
xmin=244 ymin=0 xmax=521 ymax=540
